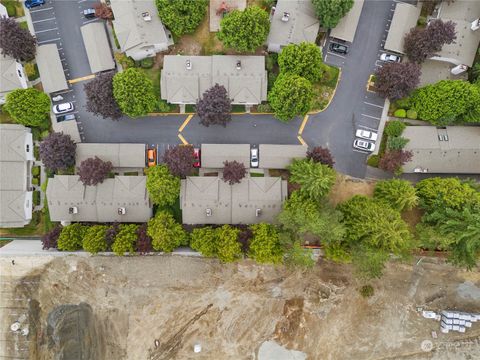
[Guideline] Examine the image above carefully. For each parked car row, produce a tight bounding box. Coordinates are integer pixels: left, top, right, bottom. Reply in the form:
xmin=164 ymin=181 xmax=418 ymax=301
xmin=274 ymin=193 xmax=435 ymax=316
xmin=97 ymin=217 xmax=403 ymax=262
xmin=146 ymin=147 xmax=201 ymax=168
xmin=353 ymin=129 xmax=377 ymax=152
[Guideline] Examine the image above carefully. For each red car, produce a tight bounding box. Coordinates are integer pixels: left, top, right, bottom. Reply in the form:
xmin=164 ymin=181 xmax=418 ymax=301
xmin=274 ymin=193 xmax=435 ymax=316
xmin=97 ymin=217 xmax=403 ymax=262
xmin=193 ymin=148 xmax=200 ymax=168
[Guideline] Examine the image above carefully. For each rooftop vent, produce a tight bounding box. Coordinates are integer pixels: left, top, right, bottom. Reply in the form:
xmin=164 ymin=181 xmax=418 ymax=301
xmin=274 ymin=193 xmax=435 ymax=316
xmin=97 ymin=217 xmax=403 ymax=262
xmin=186 ymin=59 xmax=192 ymax=70
xmin=69 ymin=206 xmax=78 ymax=214
xmin=142 ymin=12 xmax=152 ymax=22
xmin=282 ymin=12 xmax=290 ymax=22
xmin=255 ymin=208 xmax=262 ymax=217
xmin=118 ymin=207 xmax=126 ymax=215
xmin=438 ymin=135 xmax=443 ymax=141
xmin=206 ymin=208 xmax=212 ymax=217
xmin=472 ymin=19 xmax=479 ymax=31
xmin=236 ymin=60 xmax=241 ymax=70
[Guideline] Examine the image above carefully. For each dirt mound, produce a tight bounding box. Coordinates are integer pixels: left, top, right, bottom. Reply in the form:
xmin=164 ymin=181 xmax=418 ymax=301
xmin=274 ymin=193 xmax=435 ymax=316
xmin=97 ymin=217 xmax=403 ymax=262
xmin=46 ymin=303 xmax=100 ymax=360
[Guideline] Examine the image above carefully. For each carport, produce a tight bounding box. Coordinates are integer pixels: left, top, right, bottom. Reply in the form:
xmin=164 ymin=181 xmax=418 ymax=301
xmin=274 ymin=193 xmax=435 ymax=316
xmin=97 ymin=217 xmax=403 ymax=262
xmin=330 ymin=0 xmax=365 ymax=43
xmin=81 ymin=23 xmax=115 ymax=74
xmin=36 ymin=44 xmax=68 ymax=94
xmin=384 ymin=3 xmax=421 ymax=54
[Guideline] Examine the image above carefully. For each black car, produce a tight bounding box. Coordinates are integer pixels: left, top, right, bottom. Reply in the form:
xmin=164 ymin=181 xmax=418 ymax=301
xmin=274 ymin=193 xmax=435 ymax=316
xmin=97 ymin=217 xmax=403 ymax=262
xmin=56 ymin=114 xmax=76 ymax=122
xmin=329 ymin=42 xmax=349 ymax=55
xmin=83 ymin=8 xmax=96 ymax=19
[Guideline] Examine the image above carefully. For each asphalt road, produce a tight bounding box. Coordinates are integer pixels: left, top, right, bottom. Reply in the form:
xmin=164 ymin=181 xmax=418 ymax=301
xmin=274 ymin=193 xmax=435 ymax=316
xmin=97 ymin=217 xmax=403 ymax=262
xmin=30 ymin=0 xmax=401 ymax=178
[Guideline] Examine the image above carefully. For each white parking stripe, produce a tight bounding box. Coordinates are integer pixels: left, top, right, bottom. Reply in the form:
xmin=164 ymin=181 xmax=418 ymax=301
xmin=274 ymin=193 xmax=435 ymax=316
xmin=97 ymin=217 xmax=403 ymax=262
xmin=37 ymin=37 xmax=61 ymax=44
xmin=364 ymin=101 xmax=384 ymax=109
xmin=361 ymin=113 xmax=381 ymax=120
xmin=82 ymin=18 xmax=98 ymax=25
xmin=29 ymin=6 xmax=53 ymax=13
xmin=352 ymin=148 xmax=370 ymax=154
xmin=32 ymin=17 xmax=56 ymax=23
xmin=358 ymin=124 xmax=378 ymax=132
xmin=35 ymin=27 xmax=58 ymax=34
xmin=327 ymin=51 xmax=346 ymax=59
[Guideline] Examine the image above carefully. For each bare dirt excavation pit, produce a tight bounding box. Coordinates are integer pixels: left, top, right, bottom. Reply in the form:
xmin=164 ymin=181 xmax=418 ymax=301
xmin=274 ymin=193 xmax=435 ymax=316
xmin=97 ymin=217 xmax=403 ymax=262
xmin=1 ymin=255 xmax=479 ymax=359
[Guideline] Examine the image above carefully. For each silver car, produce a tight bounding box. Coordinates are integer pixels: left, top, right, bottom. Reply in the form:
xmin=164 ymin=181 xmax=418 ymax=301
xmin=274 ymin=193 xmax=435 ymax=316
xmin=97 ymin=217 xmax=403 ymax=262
xmin=250 ymin=148 xmax=259 ymax=168
xmin=380 ymin=53 xmax=401 ymax=63
xmin=356 ymin=129 xmax=378 ymax=141
xmin=53 ymin=102 xmax=74 ymax=114
xmin=353 ymin=139 xmax=375 ymax=152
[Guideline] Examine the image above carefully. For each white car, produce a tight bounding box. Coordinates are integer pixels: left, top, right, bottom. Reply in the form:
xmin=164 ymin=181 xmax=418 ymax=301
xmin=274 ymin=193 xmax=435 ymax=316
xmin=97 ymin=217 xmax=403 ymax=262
xmin=380 ymin=53 xmax=401 ymax=63
xmin=356 ymin=129 xmax=378 ymax=141
xmin=353 ymin=139 xmax=375 ymax=152
xmin=53 ymin=102 xmax=74 ymax=114
xmin=250 ymin=147 xmax=259 ymax=168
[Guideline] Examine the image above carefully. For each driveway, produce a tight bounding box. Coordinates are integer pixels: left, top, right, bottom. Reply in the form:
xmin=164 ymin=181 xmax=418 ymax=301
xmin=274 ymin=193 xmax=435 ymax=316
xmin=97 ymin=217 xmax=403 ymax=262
xmin=31 ymin=0 xmax=399 ymax=178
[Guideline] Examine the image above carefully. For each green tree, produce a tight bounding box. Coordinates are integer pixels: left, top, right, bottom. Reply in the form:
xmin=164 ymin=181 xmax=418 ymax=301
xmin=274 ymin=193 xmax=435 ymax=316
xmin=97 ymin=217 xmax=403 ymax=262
xmin=278 ymin=42 xmax=325 ymax=83
xmin=82 ymin=225 xmax=108 ymax=254
xmin=190 ymin=227 xmax=217 ymax=257
xmin=288 ymin=159 xmax=336 ymax=201
xmin=146 ymin=165 xmax=180 ymax=206
xmin=410 ymin=80 xmax=480 ymax=124
xmin=249 ymin=223 xmax=284 ymax=264
xmin=353 ymin=247 xmax=389 ymax=280
xmin=384 ymin=120 xmax=406 ymax=137
xmin=156 ymin=0 xmax=207 ymax=36
xmin=58 ymin=224 xmax=87 ymax=251
xmin=148 ymin=211 xmax=187 ymax=252
xmin=4 ymin=88 xmax=50 ymax=128
xmin=373 ymin=179 xmax=418 ymax=212
xmin=283 ymin=239 xmax=315 ymax=268
xmin=278 ymin=191 xmax=345 ymax=244
xmin=216 ymin=225 xmax=242 ymax=263
xmin=217 ymin=6 xmax=269 ymax=52
xmin=112 ymin=224 xmax=138 ymax=255
xmin=112 ymin=68 xmax=156 ymax=117
xmin=268 ymin=73 xmax=313 ymax=122
xmin=312 ymin=0 xmax=354 ymax=28
xmin=415 ymin=177 xmax=480 ymax=213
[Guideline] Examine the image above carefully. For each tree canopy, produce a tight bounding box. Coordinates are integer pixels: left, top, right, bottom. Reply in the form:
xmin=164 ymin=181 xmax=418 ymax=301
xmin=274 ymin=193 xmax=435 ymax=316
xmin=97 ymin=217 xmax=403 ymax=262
xmin=147 ymin=211 xmax=187 ymax=252
xmin=278 ymin=42 xmax=325 ymax=83
xmin=112 ymin=224 xmax=138 ymax=255
xmin=82 ymin=225 xmax=108 ymax=254
xmin=58 ymin=224 xmax=86 ymax=251
xmin=4 ymin=88 xmax=50 ymax=128
xmin=145 ymin=165 xmax=180 ymax=206
xmin=268 ymin=73 xmax=313 ymax=122
xmin=249 ymin=223 xmax=284 ymax=264
xmin=156 ymin=0 xmax=208 ymax=36
xmin=0 ymin=17 xmax=36 ymax=61
xmin=112 ymin=68 xmax=156 ymax=117
xmin=374 ymin=62 xmax=421 ymax=100
xmin=196 ymin=84 xmax=232 ymax=127
xmin=218 ymin=6 xmax=270 ymax=52
xmin=409 ymin=80 xmax=480 ymax=124
xmin=190 ymin=225 xmax=243 ymax=262
xmin=373 ymin=179 xmax=418 ymax=212
xmin=77 ymin=157 xmax=112 ymax=186
xmin=163 ymin=145 xmax=195 ymax=178
xmin=378 ymin=150 xmax=413 ymax=173
xmin=312 ymin=0 xmax=354 ymax=28
xmin=39 ymin=132 xmax=76 ymax=172
xmin=306 ymin=146 xmax=335 ymax=167
xmin=288 ymin=159 xmax=336 ymax=201
xmin=84 ymin=71 xmax=122 ymax=120
xmin=222 ymin=160 xmax=247 ymax=185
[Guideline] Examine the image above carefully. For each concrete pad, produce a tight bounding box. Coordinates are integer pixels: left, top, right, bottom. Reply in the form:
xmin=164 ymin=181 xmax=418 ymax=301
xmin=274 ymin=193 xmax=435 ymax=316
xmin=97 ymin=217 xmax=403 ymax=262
xmin=209 ymin=0 xmax=246 ymax=32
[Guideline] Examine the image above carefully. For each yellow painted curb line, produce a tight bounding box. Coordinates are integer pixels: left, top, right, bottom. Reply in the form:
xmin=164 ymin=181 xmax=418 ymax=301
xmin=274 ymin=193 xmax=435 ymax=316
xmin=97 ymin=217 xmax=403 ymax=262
xmin=298 ymin=115 xmax=309 ymax=135
xmin=178 ymin=133 xmax=188 ymax=145
xmin=297 ymin=135 xmax=307 ymax=146
xmin=68 ymin=74 xmax=95 ymax=84
xmin=178 ymin=114 xmax=193 ymax=132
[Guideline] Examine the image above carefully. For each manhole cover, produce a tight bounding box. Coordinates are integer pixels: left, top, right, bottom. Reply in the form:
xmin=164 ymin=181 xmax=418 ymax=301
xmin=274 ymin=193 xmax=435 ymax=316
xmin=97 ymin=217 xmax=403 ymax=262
xmin=421 ymin=340 xmax=433 ymax=352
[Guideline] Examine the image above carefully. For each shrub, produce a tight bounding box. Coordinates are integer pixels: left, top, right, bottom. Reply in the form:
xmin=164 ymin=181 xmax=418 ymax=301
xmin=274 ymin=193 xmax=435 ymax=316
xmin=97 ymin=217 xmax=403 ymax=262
xmin=156 ymin=100 xmax=171 ymax=112
xmin=82 ymin=225 xmax=108 ymax=254
xmin=4 ymin=88 xmax=50 ymax=128
xmin=393 ymin=109 xmax=406 ymax=118
xmin=140 ymin=57 xmax=154 ymax=69
xmin=406 ymin=109 xmax=417 ymax=119
xmin=42 ymin=225 xmax=62 ymax=250
xmin=249 ymin=223 xmax=283 ymax=264
xmin=367 ymin=155 xmax=379 ymax=167
xmin=148 ymin=211 xmax=187 ymax=252
xmin=31 ymin=166 xmax=40 ymax=176
xmin=384 ymin=120 xmax=406 ymax=137
xmin=417 ymin=16 xmax=427 ymax=26
xmin=386 ymin=136 xmax=409 ymax=151
xmin=374 ymin=179 xmax=418 ymax=212
xmin=359 ymin=285 xmax=374 ymax=298
xmin=265 ymin=53 xmax=278 ymax=72
xmin=58 ymin=224 xmax=86 ymax=251
xmin=4 ymin=2 xmax=16 ymax=16
xmin=112 ymin=224 xmax=138 ymax=255
xmin=267 ymin=72 xmax=277 ymax=91
xmin=256 ymin=103 xmax=272 ymax=112
xmin=136 ymin=223 xmax=153 ymax=254
xmin=31 ymin=178 xmax=39 ymax=185
xmin=32 ymin=191 xmax=40 ymax=206
xmin=306 ymin=146 xmax=335 ymax=168
xmin=395 ymin=98 xmax=411 ymax=109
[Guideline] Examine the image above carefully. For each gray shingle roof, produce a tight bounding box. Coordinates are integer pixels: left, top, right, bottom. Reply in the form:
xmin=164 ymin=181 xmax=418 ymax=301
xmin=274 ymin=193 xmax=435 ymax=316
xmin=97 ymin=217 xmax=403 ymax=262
xmin=180 ymin=176 xmax=288 ymax=224
xmin=403 ymin=126 xmax=480 ymax=174
xmin=200 ymin=144 xmax=251 ymax=168
xmin=36 ymin=44 xmax=69 ymax=94
xmin=384 ymin=3 xmax=421 ymax=54
xmin=330 ymin=0 xmax=365 ymax=43
xmin=75 ymin=143 xmax=146 ymax=169
xmin=258 ymin=144 xmax=307 ymax=169
xmin=267 ymin=0 xmax=319 ymax=53
xmin=161 ymin=55 xmax=267 ymax=105
xmin=0 ymin=124 xmax=33 ymax=228
xmin=81 ymin=23 xmax=115 ymax=74
xmin=47 ymin=175 xmax=152 ymax=223
xmin=0 ymin=55 xmax=27 ymax=95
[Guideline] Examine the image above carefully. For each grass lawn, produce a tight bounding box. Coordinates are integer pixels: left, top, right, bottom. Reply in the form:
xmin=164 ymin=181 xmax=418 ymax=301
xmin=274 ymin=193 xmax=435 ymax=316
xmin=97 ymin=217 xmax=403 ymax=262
xmin=0 ymin=111 xmax=13 ymax=124
xmin=137 ymin=67 xmax=178 ymax=112
xmin=19 ymin=20 xmax=28 ymax=30
xmin=0 ymin=240 xmax=12 ymax=247
xmin=0 ymin=206 xmax=55 ymax=237
xmin=311 ymin=65 xmax=340 ymax=112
